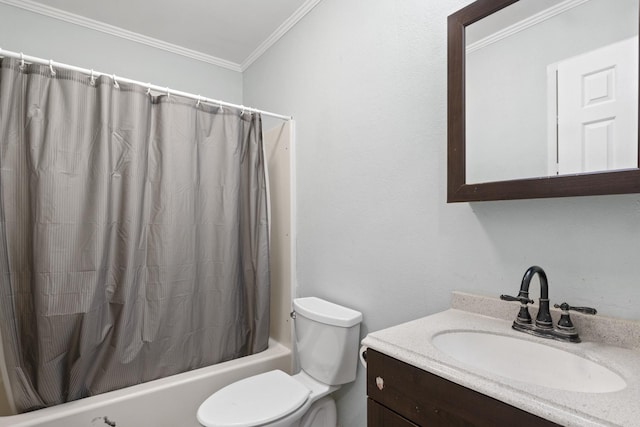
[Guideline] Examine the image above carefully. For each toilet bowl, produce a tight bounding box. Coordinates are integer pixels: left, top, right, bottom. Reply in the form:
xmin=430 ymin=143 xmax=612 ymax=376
xmin=197 ymin=297 xmax=363 ymax=427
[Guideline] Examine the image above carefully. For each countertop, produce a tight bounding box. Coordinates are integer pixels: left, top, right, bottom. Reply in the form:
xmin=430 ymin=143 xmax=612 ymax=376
xmin=361 ymin=292 xmax=640 ymax=427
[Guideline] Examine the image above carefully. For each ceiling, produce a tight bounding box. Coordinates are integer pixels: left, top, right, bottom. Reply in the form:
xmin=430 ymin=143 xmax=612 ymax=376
xmin=4 ymin=0 xmax=321 ymax=71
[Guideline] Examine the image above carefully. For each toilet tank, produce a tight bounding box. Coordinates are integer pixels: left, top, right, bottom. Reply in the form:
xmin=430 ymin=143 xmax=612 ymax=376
xmin=293 ymin=297 xmax=363 ymax=386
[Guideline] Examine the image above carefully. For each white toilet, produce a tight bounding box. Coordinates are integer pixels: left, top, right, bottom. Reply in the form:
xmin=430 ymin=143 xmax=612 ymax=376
xmin=197 ymin=297 xmax=363 ymax=427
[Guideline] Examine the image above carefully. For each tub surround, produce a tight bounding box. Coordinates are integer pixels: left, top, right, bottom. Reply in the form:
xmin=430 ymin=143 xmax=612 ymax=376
xmin=361 ymin=292 xmax=640 ymax=427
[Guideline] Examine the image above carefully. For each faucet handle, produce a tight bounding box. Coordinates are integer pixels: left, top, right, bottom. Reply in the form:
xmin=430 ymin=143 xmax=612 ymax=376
xmin=500 ymin=294 xmax=534 ymax=304
xmin=553 ymin=302 xmax=597 ymax=315
xmin=501 ymin=294 xmax=534 ymax=325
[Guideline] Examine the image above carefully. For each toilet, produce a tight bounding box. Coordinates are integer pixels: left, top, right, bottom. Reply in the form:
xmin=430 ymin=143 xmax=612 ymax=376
xmin=197 ymin=297 xmax=363 ymax=427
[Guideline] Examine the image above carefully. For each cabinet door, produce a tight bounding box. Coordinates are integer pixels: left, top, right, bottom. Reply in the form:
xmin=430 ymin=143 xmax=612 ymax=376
xmin=368 ymin=399 xmax=418 ymax=427
xmin=366 ymin=349 xmax=560 ymax=427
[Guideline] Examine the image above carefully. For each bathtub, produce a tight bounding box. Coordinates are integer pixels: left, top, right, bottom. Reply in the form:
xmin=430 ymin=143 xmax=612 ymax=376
xmin=0 ymin=340 xmax=291 ymax=427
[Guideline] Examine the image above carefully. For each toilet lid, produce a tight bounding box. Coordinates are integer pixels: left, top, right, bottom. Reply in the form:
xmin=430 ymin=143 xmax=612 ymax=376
xmin=197 ymin=370 xmax=311 ymax=427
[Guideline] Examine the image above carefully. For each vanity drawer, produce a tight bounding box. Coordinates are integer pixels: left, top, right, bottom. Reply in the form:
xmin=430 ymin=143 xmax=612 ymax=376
xmin=366 ymin=349 xmax=560 ymax=427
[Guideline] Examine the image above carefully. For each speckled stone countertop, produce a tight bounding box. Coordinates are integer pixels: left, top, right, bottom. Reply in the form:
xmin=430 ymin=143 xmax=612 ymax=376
xmin=361 ymin=292 xmax=640 ymax=427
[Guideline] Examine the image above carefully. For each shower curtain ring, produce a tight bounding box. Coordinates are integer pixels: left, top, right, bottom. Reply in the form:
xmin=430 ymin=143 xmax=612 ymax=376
xmin=146 ymin=83 xmax=151 ymax=96
xmin=49 ymin=59 xmax=56 ymax=76
xmin=196 ymin=95 xmax=201 ymax=107
xmin=112 ymin=74 xmax=119 ymax=89
xmin=89 ymin=69 xmax=96 ymax=86
xmin=19 ymin=52 xmax=25 ymax=69
xmin=166 ymin=87 xmax=170 ymax=99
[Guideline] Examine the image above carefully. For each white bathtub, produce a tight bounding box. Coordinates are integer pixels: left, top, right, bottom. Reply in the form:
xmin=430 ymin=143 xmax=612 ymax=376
xmin=0 ymin=340 xmax=291 ymax=427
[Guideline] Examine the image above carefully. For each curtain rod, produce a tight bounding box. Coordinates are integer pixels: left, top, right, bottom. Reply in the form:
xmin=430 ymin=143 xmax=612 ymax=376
xmin=0 ymin=48 xmax=292 ymax=121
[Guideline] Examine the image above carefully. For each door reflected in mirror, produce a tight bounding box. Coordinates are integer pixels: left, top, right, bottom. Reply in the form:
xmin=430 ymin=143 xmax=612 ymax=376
xmin=465 ymin=0 xmax=639 ymax=184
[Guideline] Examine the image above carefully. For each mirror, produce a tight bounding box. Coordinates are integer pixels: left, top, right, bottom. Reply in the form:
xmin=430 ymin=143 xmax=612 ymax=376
xmin=448 ymin=0 xmax=640 ymax=202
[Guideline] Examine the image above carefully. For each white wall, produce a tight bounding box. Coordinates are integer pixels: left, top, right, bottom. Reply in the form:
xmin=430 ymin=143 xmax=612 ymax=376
xmin=0 ymin=3 xmax=242 ymax=103
xmin=243 ymin=1 xmax=640 ymax=426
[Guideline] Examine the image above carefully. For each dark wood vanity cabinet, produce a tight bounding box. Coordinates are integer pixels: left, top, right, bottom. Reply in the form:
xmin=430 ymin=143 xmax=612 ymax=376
xmin=366 ymin=349 xmax=560 ymax=427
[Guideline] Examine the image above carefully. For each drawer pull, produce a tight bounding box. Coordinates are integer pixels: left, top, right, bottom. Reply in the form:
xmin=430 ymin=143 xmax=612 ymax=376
xmin=376 ymin=376 xmax=384 ymax=391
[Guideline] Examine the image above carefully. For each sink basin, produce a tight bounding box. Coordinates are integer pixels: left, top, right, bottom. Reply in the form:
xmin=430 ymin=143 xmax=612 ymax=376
xmin=432 ymin=331 xmax=626 ymax=393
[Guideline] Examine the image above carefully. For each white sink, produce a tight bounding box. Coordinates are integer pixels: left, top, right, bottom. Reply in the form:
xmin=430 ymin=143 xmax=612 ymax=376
xmin=432 ymin=331 xmax=627 ymax=393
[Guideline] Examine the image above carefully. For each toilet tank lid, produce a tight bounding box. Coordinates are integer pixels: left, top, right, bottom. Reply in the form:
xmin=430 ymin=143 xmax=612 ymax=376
xmin=293 ymin=297 xmax=362 ymax=328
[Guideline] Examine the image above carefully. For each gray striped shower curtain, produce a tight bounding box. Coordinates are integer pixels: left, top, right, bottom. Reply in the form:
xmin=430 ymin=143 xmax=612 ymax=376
xmin=0 ymin=58 xmax=270 ymax=413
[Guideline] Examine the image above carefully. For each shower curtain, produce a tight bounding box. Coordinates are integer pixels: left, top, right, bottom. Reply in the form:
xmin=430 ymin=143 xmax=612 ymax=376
xmin=0 ymin=58 xmax=270 ymax=413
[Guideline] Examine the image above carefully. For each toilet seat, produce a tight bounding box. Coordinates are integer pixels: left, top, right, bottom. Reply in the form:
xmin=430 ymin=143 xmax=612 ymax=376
xmin=197 ymin=370 xmax=311 ymax=427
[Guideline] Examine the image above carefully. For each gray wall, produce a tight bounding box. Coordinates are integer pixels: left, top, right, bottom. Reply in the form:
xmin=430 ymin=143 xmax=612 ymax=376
xmin=0 ymin=3 xmax=242 ymax=103
xmin=243 ymin=0 xmax=640 ymax=426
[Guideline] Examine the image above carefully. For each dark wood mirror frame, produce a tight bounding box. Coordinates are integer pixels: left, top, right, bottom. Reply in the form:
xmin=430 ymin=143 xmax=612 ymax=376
xmin=447 ymin=0 xmax=640 ymax=202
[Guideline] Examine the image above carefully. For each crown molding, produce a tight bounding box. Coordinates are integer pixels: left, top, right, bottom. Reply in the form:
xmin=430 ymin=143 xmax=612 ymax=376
xmin=466 ymin=0 xmax=590 ymax=54
xmin=0 ymin=0 xmax=242 ymax=72
xmin=241 ymin=0 xmax=323 ymax=71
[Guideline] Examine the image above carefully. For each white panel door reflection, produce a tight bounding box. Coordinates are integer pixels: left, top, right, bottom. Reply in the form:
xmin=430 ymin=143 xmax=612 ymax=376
xmin=555 ymin=37 xmax=638 ymax=175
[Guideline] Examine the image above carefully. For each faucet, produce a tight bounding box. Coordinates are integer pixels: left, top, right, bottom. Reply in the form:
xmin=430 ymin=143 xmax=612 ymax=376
xmin=500 ymin=266 xmax=596 ymax=343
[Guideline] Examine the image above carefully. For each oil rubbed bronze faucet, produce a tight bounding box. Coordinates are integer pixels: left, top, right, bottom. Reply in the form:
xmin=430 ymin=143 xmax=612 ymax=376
xmin=500 ymin=266 xmax=596 ymax=343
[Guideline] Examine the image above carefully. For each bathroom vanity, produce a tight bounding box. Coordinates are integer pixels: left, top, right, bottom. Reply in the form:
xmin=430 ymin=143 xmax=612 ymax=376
xmin=366 ymin=348 xmax=558 ymax=426
xmin=361 ymin=292 xmax=640 ymax=427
